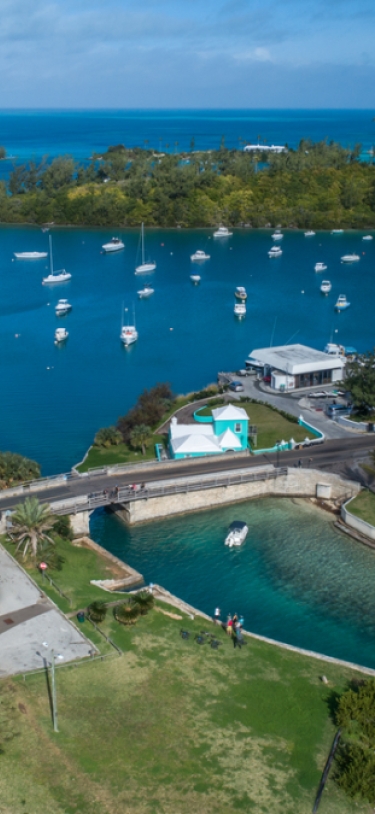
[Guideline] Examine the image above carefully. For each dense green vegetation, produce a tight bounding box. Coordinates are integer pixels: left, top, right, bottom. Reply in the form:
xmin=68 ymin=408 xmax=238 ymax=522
xmin=2 ymin=139 xmax=375 ymax=228
xmin=0 ymin=451 xmax=40 ymax=489
xmin=345 ymin=350 xmax=375 ymax=417
xmin=335 ymin=679 xmax=375 ymax=804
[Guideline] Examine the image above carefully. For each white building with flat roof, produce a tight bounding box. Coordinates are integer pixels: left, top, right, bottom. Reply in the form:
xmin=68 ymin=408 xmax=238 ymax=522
xmin=246 ymin=343 xmax=346 ymax=391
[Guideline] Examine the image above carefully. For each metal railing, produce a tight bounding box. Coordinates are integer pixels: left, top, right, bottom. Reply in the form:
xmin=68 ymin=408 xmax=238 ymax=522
xmin=51 ymin=466 xmax=288 ymax=515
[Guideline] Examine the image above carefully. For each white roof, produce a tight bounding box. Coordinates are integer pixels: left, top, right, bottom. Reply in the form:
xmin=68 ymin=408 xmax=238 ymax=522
xmin=170 ymin=419 xmax=214 ymax=440
xmin=217 ymin=428 xmax=242 ymax=449
xmin=249 ymin=344 xmax=346 ymax=375
xmin=212 ymin=404 xmax=248 ymax=421
xmin=170 ymin=433 xmax=221 ymax=454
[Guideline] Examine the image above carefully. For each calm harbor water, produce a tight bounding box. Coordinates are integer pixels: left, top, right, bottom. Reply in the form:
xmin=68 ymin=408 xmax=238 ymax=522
xmin=1 ymin=225 xmax=374 ymax=474
xmin=0 ymin=109 xmax=374 ymax=180
xmin=91 ymin=498 xmax=375 ymax=670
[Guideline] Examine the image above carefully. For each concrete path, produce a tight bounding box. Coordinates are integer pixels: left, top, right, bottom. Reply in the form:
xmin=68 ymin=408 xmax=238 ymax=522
xmin=0 ymin=545 xmax=95 ymax=676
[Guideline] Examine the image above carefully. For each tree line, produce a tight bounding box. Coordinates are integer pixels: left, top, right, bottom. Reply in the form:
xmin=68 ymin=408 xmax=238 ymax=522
xmin=1 ymin=139 xmax=375 ymax=228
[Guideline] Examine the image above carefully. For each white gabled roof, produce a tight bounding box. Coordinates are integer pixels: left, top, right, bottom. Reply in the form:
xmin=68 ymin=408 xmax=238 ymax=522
xmin=169 ymin=419 xmax=214 ymax=440
xmin=212 ymin=404 xmax=248 ymax=422
xmin=217 ymin=428 xmax=242 ymax=449
xmin=171 ymin=433 xmax=221 ymax=454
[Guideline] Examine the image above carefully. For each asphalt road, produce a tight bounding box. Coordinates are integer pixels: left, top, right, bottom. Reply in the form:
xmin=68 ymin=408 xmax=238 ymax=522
xmin=0 ymin=435 xmax=374 ymax=512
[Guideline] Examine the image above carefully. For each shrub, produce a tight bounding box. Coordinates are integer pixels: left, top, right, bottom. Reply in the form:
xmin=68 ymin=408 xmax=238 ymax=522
xmin=87 ymin=601 xmax=107 ymax=624
xmin=94 ymin=426 xmax=123 ymax=447
xmin=53 ymin=515 xmax=73 ymax=540
xmin=132 ymin=590 xmax=155 ymax=615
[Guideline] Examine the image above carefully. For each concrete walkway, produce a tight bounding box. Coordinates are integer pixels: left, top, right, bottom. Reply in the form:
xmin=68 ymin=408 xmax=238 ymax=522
xmin=0 ymin=545 xmax=96 ymax=676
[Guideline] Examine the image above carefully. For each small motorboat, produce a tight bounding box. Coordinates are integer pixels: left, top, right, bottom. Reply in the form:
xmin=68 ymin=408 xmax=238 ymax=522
xmin=324 ymin=342 xmax=345 ymax=356
xmin=225 ymin=521 xmax=248 ymax=548
xmin=190 ymin=274 xmax=201 ymax=284
xmin=234 ymin=286 xmax=247 ymax=300
xmin=213 ymin=226 xmax=233 ymax=238
xmin=137 ymin=285 xmax=154 ymax=299
xmin=341 ymin=254 xmax=360 ymax=263
xmin=331 ymin=229 xmax=344 ymax=234
xmin=234 ymin=302 xmax=246 ymax=317
xmin=362 ymin=235 xmax=373 ymax=240
xmin=268 ymin=246 xmax=282 ymax=257
xmin=14 ymin=251 xmax=48 ymax=259
xmin=102 ymin=237 xmax=125 ymax=252
xmin=314 ymin=262 xmax=327 ymax=272
xmin=55 ymin=299 xmax=72 ymax=315
xmin=54 ymin=327 xmax=69 ymax=343
xmin=304 ymin=230 xmax=315 ymax=236
xmin=320 ymin=280 xmax=332 ymax=294
xmin=335 ymin=294 xmax=351 ymax=311
xmin=190 ymin=250 xmax=210 ymax=261
xmin=272 ymin=231 xmax=283 ymax=240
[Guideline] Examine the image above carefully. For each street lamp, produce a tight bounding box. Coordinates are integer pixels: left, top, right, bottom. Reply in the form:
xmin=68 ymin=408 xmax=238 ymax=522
xmin=37 ymin=647 xmax=59 ymax=732
xmin=275 ymin=440 xmax=281 ymax=469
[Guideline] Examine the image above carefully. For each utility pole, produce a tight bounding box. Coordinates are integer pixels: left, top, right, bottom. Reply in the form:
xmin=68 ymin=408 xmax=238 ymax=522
xmin=50 ymin=650 xmax=59 ymax=733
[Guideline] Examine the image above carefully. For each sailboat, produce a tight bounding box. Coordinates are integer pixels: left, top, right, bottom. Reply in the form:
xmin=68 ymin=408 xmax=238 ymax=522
xmin=42 ymin=236 xmax=72 ymax=284
xmin=120 ymin=306 xmax=138 ymax=346
xmin=135 ymin=223 xmax=156 ymax=274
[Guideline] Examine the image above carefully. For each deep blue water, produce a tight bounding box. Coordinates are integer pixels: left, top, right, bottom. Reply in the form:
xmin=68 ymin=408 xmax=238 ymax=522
xmin=91 ymin=498 xmax=375 ymax=670
xmin=1 ymin=225 xmax=374 ymax=475
xmin=0 ymin=109 xmax=374 ymax=181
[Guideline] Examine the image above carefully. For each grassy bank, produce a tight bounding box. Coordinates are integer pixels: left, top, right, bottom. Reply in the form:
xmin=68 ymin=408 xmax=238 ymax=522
xmin=197 ymin=401 xmax=315 ymax=449
xmin=1 ymin=530 xmax=371 ymax=813
xmin=346 ymin=489 xmax=375 ymax=527
xmin=0 ymin=603 xmax=370 ymax=814
xmin=76 ymin=434 xmax=166 ymax=473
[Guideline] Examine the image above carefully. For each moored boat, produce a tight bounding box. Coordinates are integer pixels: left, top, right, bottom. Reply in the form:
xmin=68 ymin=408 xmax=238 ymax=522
xmin=135 ymin=223 xmax=156 ymax=273
xmin=14 ymin=251 xmax=48 ymax=259
xmin=341 ymin=254 xmax=360 ymax=263
xmin=102 ymin=237 xmax=125 ymax=253
xmin=314 ymin=262 xmax=327 ymax=272
xmin=42 ymin=236 xmax=71 ymax=284
xmin=268 ymin=246 xmax=282 ymax=257
xmin=320 ymin=280 xmax=332 ymax=294
xmin=213 ymin=226 xmax=232 ymax=238
xmin=225 ymin=521 xmax=248 ymax=548
xmin=335 ymin=294 xmax=350 ymax=311
xmin=234 ymin=302 xmax=246 ymax=317
xmin=190 ymin=274 xmax=201 ymax=284
xmin=54 ymin=327 xmax=69 ymax=343
xmin=234 ymin=286 xmax=247 ymax=300
xmin=304 ymin=230 xmax=315 ymax=236
xmin=190 ymin=250 xmax=210 ymax=261
xmin=137 ymin=285 xmax=154 ymax=299
xmin=55 ymin=299 xmax=72 ymax=315
xmin=120 ymin=307 xmax=138 ymax=346
xmin=362 ymin=235 xmax=373 ymax=241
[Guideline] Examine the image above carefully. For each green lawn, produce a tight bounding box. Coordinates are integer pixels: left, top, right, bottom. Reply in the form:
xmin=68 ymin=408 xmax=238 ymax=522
xmin=347 ymin=489 xmax=375 ymax=527
xmin=0 ymin=606 xmax=370 ymax=814
xmin=76 ymin=434 xmax=167 ymax=473
xmin=0 ymin=537 xmax=370 ymax=813
xmin=197 ymin=402 xmax=315 ymax=449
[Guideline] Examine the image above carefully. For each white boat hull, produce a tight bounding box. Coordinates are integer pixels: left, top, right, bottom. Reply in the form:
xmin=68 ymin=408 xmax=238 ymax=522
xmin=43 ymin=272 xmax=71 ymax=284
xmin=14 ymin=252 xmax=48 ymax=259
xmin=135 ymin=262 xmax=156 ymax=274
xmin=102 ymin=240 xmax=124 ymax=252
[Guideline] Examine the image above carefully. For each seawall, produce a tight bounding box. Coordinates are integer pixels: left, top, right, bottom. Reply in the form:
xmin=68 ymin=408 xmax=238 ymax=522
xmin=115 ymin=467 xmax=360 ymax=525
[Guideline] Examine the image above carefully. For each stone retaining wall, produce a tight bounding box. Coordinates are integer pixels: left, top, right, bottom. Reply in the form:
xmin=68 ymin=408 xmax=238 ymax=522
xmin=341 ymin=497 xmax=375 ymax=541
xmin=116 ymin=468 xmax=360 ymax=525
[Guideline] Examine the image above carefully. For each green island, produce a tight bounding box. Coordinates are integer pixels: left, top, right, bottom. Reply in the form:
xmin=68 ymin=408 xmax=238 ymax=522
xmin=1 ymin=520 xmax=374 ymax=814
xmin=2 ymin=139 xmax=375 ymax=228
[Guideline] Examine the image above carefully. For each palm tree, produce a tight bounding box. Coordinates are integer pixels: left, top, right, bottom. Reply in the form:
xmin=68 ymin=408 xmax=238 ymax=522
xmin=133 ymin=590 xmax=154 ymax=615
xmin=9 ymin=497 xmax=56 ymax=560
xmin=87 ymin=601 xmax=107 ymax=623
xmin=113 ymin=599 xmax=140 ymax=625
xmin=129 ymin=424 xmax=152 ymax=456
xmin=94 ymin=426 xmax=123 ymax=448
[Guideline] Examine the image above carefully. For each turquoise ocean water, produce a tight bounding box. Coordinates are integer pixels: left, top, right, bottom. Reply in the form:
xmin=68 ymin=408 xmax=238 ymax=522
xmin=0 ymin=225 xmax=374 ymax=475
xmin=91 ymin=498 xmax=375 ymax=670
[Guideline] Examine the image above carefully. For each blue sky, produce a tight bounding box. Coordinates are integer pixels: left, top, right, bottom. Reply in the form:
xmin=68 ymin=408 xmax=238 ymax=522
xmin=1 ymin=0 xmax=375 ymax=107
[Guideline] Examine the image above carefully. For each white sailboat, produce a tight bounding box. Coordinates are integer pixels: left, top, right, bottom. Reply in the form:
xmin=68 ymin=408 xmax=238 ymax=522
xmin=42 ymin=236 xmax=71 ymax=285
xmin=120 ymin=306 xmax=138 ymax=346
xmin=135 ymin=223 xmax=156 ymax=274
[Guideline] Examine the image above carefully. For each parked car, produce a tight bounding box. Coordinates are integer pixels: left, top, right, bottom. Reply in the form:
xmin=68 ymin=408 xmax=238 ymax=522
xmin=229 ymin=381 xmax=244 ymax=392
xmin=263 ymin=375 xmax=271 ymax=384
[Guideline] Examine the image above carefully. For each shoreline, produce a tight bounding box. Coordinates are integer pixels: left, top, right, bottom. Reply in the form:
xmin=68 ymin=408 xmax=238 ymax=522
xmin=1 ymin=222 xmax=374 ymax=232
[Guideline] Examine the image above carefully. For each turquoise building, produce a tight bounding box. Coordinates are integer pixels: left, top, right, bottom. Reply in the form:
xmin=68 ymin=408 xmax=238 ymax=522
xmin=169 ymin=404 xmax=249 ymax=459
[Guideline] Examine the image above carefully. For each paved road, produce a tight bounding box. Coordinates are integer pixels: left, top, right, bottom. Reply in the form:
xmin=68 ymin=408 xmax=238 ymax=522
xmin=0 ymin=435 xmax=374 ymax=512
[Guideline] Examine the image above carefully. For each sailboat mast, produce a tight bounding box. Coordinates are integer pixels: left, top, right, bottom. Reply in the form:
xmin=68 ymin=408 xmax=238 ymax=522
xmin=49 ymin=235 xmax=53 ymax=276
xmin=141 ymin=223 xmax=145 ymax=266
